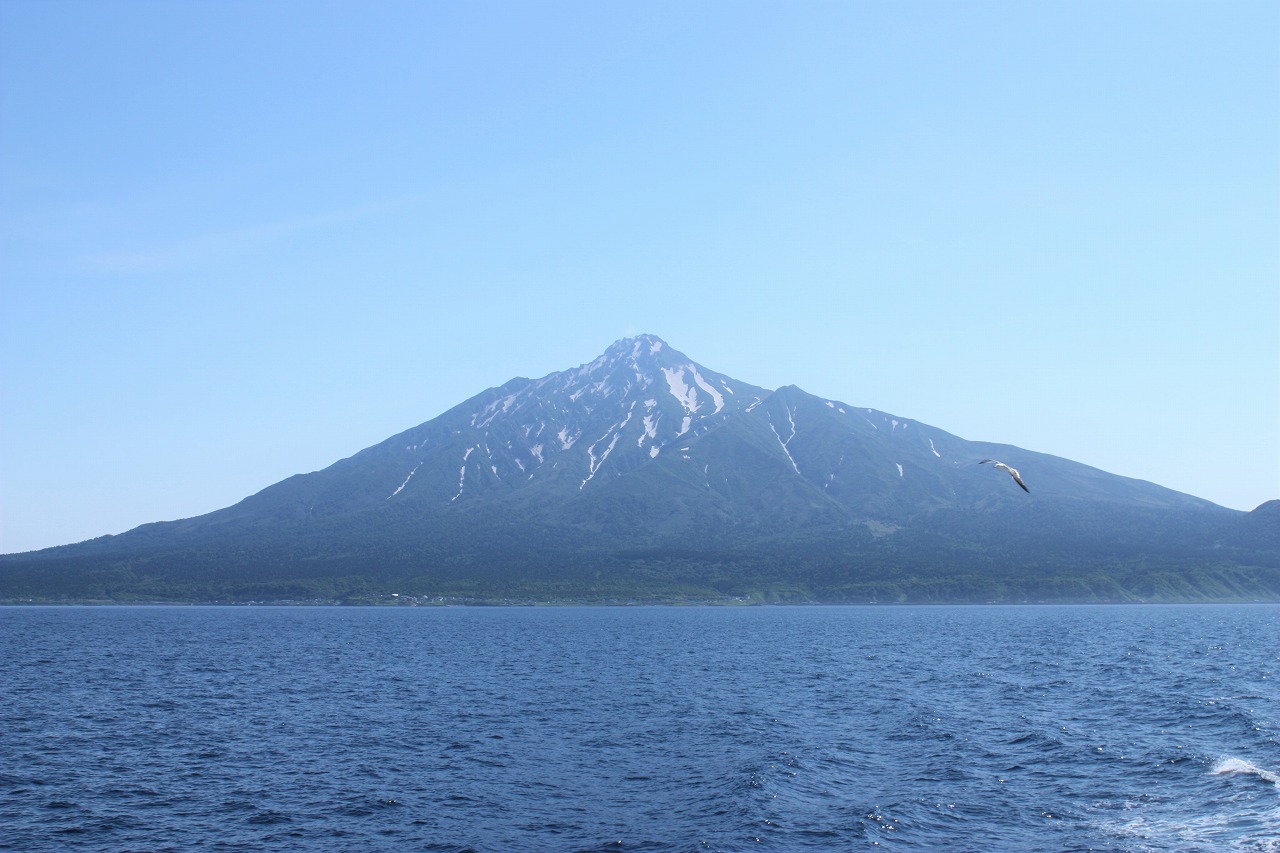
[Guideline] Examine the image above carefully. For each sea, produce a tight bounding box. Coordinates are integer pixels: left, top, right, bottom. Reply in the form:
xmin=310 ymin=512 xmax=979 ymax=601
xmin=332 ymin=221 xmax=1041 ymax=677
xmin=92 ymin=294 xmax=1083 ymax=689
xmin=1 ymin=604 xmax=1276 ymax=852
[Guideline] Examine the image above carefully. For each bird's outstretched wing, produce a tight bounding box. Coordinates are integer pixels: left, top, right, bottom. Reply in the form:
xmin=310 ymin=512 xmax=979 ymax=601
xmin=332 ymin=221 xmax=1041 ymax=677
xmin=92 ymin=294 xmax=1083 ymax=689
xmin=979 ymin=459 xmax=1029 ymax=493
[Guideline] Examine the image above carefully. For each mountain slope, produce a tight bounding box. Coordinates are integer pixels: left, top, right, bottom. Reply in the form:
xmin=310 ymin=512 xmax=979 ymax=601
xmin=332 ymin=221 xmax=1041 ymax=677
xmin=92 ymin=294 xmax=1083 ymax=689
xmin=3 ymin=335 xmax=1276 ymax=603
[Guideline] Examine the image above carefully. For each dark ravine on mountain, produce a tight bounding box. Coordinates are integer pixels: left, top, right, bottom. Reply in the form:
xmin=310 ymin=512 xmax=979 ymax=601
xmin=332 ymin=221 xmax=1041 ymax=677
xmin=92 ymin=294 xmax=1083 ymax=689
xmin=3 ymin=335 xmax=1278 ymax=604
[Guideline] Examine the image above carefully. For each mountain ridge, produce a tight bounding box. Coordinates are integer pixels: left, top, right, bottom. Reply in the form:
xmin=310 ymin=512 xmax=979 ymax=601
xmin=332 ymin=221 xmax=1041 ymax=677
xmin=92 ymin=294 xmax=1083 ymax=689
xmin=2 ymin=334 xmax=1276 ymax=604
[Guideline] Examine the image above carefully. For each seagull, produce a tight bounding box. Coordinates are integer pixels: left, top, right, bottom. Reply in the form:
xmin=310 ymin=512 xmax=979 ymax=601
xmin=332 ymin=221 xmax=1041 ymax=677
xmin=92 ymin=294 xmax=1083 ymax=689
xmin=980 ymin=459 xmax=1029 ymax=493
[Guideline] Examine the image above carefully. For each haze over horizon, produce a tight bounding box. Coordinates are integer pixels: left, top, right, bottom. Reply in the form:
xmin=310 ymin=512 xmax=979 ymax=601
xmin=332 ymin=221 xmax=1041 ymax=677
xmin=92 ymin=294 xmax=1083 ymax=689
xmin=2 ymin=1 xmax=1276 ymax=554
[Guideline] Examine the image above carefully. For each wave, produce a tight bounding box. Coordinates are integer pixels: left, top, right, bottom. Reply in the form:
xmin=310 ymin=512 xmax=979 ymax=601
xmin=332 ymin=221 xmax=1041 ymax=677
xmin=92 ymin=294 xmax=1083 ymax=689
xmin=1212 ymin=757 xmax=1280 ymax=786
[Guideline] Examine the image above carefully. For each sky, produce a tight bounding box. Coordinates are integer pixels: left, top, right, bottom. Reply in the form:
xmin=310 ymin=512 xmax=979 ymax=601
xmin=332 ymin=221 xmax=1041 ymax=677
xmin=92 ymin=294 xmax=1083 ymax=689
xmin=1 ymin=0 xmax=1276 ymax=554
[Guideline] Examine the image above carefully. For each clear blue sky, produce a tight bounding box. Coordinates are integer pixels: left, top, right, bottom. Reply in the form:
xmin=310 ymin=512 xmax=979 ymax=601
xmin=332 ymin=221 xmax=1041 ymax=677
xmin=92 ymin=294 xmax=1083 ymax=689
xmin=2 ymin=0 xmax=1276 ymax=553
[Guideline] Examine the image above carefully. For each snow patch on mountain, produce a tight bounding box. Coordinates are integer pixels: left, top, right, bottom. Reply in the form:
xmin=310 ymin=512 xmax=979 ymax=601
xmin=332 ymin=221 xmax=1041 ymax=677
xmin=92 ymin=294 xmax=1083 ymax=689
xmin=451 ymin=447 xmax=476 ymax=501
xmin=387 ymin=462 xmax=422 ymax=499
xmin=663 ymin=366 xmax=699 ymax=414
xmin=692 ymin=371 xmax=725 ymax=413
xmin=581 ymin=431 xmax=621 ymax=489
xmin=639 ymin=400 xmax=660 ymax=446
xmin=769 ymin=408 xmax=801 ymax=475
xmin=578 ymin=404 xmax=635 ymax=489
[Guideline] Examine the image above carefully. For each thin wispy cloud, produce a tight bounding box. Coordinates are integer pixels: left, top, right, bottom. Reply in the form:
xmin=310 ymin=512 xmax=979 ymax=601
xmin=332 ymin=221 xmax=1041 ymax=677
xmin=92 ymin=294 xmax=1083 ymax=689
xmin=86 ymin=199 xmax=406 ymax=274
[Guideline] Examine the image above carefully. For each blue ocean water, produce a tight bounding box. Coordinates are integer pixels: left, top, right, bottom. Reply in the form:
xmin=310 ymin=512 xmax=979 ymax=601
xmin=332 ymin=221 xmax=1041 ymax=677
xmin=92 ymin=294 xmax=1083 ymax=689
xmin=1 ymin=604 xmax=1276 ymax=852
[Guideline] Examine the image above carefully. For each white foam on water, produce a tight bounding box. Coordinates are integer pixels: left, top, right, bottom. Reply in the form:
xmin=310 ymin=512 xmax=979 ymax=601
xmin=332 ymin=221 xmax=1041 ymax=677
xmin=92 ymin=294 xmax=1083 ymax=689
xmin=1212 ymin=757 xmax=1280 ymax=786
xmin=1107 ymin=808 xmax=1280 ymax=853
xmin=1094 ymin=755 xmax=1280 ymax=851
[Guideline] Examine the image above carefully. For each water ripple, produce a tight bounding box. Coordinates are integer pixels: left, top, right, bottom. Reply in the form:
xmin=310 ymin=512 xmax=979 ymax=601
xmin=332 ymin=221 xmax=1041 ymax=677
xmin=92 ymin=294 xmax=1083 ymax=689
xmin=1 ymin=604 xmax=1276 ymax=851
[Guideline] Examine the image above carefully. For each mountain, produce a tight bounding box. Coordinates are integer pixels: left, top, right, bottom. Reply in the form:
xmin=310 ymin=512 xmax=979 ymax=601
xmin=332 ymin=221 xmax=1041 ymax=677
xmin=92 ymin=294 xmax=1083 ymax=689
xmin=3 ymin=334 xmax=1277 ymax=604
